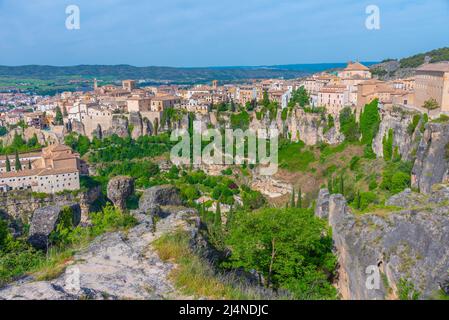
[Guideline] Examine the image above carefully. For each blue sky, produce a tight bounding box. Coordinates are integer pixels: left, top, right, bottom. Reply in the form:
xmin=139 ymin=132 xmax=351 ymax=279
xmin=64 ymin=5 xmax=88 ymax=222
xmin=0 ymin=0 xmax=448 ymax=67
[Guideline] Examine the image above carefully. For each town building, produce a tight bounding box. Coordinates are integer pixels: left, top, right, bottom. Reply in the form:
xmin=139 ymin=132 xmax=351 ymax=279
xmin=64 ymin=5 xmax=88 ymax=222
xmin=414 ymin=62 xmax=449 ymax=111
xmin=0 ymin=144 xmax=81 ymax=193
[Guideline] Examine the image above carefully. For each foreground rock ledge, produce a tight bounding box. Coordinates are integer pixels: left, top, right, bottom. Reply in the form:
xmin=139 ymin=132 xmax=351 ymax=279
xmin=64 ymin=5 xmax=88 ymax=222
xmin=0 ymin=187 xmax=200 ymax=300
xmin=316 ymin=187 xmax=449 ymax=300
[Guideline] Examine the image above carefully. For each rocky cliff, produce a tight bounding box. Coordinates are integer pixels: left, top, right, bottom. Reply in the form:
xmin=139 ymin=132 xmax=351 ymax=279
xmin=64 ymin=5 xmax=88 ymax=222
xmin=412 ymin=122 xmax=449 ymax=194
xmin=0 ymin=186 xmax=201 ymax=300
xmin=316 ymin=188 xmax=449 ymax=300
xmin=372 ymin=106 xmax=422 ymax=161
xmin=0 ymin=127 xmax=61 ymax=146
xmin=0 ymin=187 xmax=101 ymax=226
xmin=248 ymin=109 xmax=344 ymax=146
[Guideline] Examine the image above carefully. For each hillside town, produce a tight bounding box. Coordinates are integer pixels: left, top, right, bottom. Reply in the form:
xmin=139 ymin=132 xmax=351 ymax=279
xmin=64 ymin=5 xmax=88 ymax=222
xmin=0 ymin=60 xmax=448 ymax=194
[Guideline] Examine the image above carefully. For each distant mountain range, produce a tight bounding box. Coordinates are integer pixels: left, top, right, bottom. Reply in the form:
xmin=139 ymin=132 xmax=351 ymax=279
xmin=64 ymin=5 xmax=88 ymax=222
xmin=0 ymin=62 xmax=378 ymax=84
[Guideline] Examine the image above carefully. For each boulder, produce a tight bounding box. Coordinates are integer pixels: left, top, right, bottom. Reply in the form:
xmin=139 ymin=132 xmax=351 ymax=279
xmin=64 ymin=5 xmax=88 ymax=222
xmin=107 ymin=176 xmax=135 ymax=211
xmin=139 ymin=185 xmax=183 ymax=213
xmin=28 ymin=204 xmax=81 ymax=250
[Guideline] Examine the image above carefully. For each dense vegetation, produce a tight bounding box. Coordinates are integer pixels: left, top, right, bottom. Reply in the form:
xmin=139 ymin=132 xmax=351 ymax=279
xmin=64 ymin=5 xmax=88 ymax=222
xmin=0 ymin=132 xmax=42 ymax=155
xmin=224 ymin=208 xmax=337 ymax=299
xmin=399 ymin=47 xmax=449 ymax=68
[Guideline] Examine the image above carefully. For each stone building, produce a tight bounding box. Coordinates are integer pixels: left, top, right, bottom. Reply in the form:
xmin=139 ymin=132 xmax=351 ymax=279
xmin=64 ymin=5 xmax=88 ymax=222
xmin=0 ymin=144 xmax=80 ymax=193
xmin=415 ymin=62 xmax=449 ymax=111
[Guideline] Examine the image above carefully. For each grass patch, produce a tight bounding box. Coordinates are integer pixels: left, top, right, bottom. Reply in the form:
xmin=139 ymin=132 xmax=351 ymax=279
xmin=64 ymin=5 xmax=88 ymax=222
xmin=152 ymin=230 xmax=282 ymax=300
xmin=278 ymin=141 xmax=316 ymax=172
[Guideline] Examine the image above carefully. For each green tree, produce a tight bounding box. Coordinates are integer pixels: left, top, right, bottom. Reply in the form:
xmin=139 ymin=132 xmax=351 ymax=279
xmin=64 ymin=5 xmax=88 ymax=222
xmin=0 ymin=218 xmax=9 ymax=250
xmin=422 ymin=98 xmax=439 ymax=110
xmin=339 ymin=107 xmax=360 ymax=142
xmin=26 ymin=133 xmax=39 ymax=148
xmin=225 ymin=208 xmax=337 ymax=299
xmin=54 ymin=106 xmax=64 ymax=125
xmin=262 ymin=90 xmax=270 ymax=108
xmin=327 ymin=176 xmax=333 ymax=194
xmin=382 ymin=129 xmax=394 ymax=161
xmin=297 ymin=188 xmax=302 ymax=208
xmin=14 ymin=150 xmax=22 ymax=171
xmin=5 ymin=155 xmax=11 ymax=172
xmin=0 ymin=126 xmax=7 ymax=137
xmin=339 ymin=174 xmax=344 ymax=195
xmin=154 ymin=118 xmax=159 ymax=136
xmin=360 ymin=99 xmax=381 ymax=146
xmin=214 ymin=202 xmax=222 ymax=228
xmin=291 ymin=187 xmax=296 ymax=208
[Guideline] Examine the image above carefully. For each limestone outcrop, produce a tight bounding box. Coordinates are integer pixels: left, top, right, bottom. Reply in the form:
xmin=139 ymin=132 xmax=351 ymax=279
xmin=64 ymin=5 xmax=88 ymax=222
xmin=0 ymin=188 xmax=101 ymax=225
xmin=0 ymin=191 xmax=201 ymax=300
xmin=412 ymin=122 xmax=449 ymax=194
xmin=315 ymin=188 xmax=449 ymax=300
xmin=372 ymin=106 xmax=422 ymax=161
xmin=138 ymin=185 xmax=183 ymax=213
xmin=104 ymin=115 xmax=129 ymax=138
xmin=28 ymin=204 xmax=81 ymax=250
xmin=107 ymin=176 xmax=134 ymax=211
xmin=129 ymin=112 xmax=143 ymax=139
xmin=0 ymin=127 xmax=60 ymax=146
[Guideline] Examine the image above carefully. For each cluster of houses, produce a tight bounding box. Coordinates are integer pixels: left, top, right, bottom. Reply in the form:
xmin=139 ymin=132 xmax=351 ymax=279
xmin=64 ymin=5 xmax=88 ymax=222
xmin=1 ymin=61 xmax=449 ymax=195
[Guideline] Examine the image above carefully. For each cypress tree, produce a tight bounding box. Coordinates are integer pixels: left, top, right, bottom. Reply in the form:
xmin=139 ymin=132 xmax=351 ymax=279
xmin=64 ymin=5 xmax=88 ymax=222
xmin=297 ymin=188 xmax=302 ymax=208
xmin=290 ymin=187 xmax=296 ymax=208
xmin=14 ymin=150 xmax=22 ymax=171
xmin=5 ymin=155 xmax=11 ymax=172
xmin=28 ymin=160 xmax=32 ymax=170
xmin=214 ymin=202 xmax=222 ymax=228
xmin=356 ymin=191 xmax=361 ymax=209
xmin=328 ymin=176 xmax=333 ymax=194
xmin=339 ymin=174 xmax=344 ymax=195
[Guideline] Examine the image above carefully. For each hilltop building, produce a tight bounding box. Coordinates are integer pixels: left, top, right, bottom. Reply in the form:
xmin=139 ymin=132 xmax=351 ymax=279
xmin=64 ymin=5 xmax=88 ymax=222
xmin=0 ymin=144 xmax=81 ymax=193
xmin=415 ymin=62 xmax=449 ymax=111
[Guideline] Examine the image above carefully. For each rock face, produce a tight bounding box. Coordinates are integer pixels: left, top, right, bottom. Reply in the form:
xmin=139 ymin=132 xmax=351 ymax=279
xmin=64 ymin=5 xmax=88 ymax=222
xmin=107 ymin=176 xmax=135 ymax=211
xmin=0 ymin=188 xmax=101 ymax=225
xmin=288 ymin=109 xmax=344 ymax=145
xmin=372 ymin=106 xmax=422 ymax=161
xmin=0 ymin=127 xmax=60 ymax=146
xmin=138 ymin=185 xmax=183 ymax=213
xmin=247 ymin=109 xmax=344 ymax=146
xmin=0 ymin=189 xmax=201 ymax=300
xmin=412 ymin=122 xmax=449 ymax=194
xmin=104 ymin=116 xmax=129 ymax=138
xmin=316 ymin=188 xmax=449 ymax=300
xmin=129 ymin=112 xmax=143 ymax=139
xmin=315 ymin=189 xmax=330 ymax=219
xmin=28 ymin=204 xmax=81 ymax=250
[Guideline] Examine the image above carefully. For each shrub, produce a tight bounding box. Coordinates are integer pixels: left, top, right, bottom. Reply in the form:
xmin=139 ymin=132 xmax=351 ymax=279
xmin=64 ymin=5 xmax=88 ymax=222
xmin=225 ymin=208 xmax=337 ymax=299
xmin=360 ymin=99 xmax=380 ymax=145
